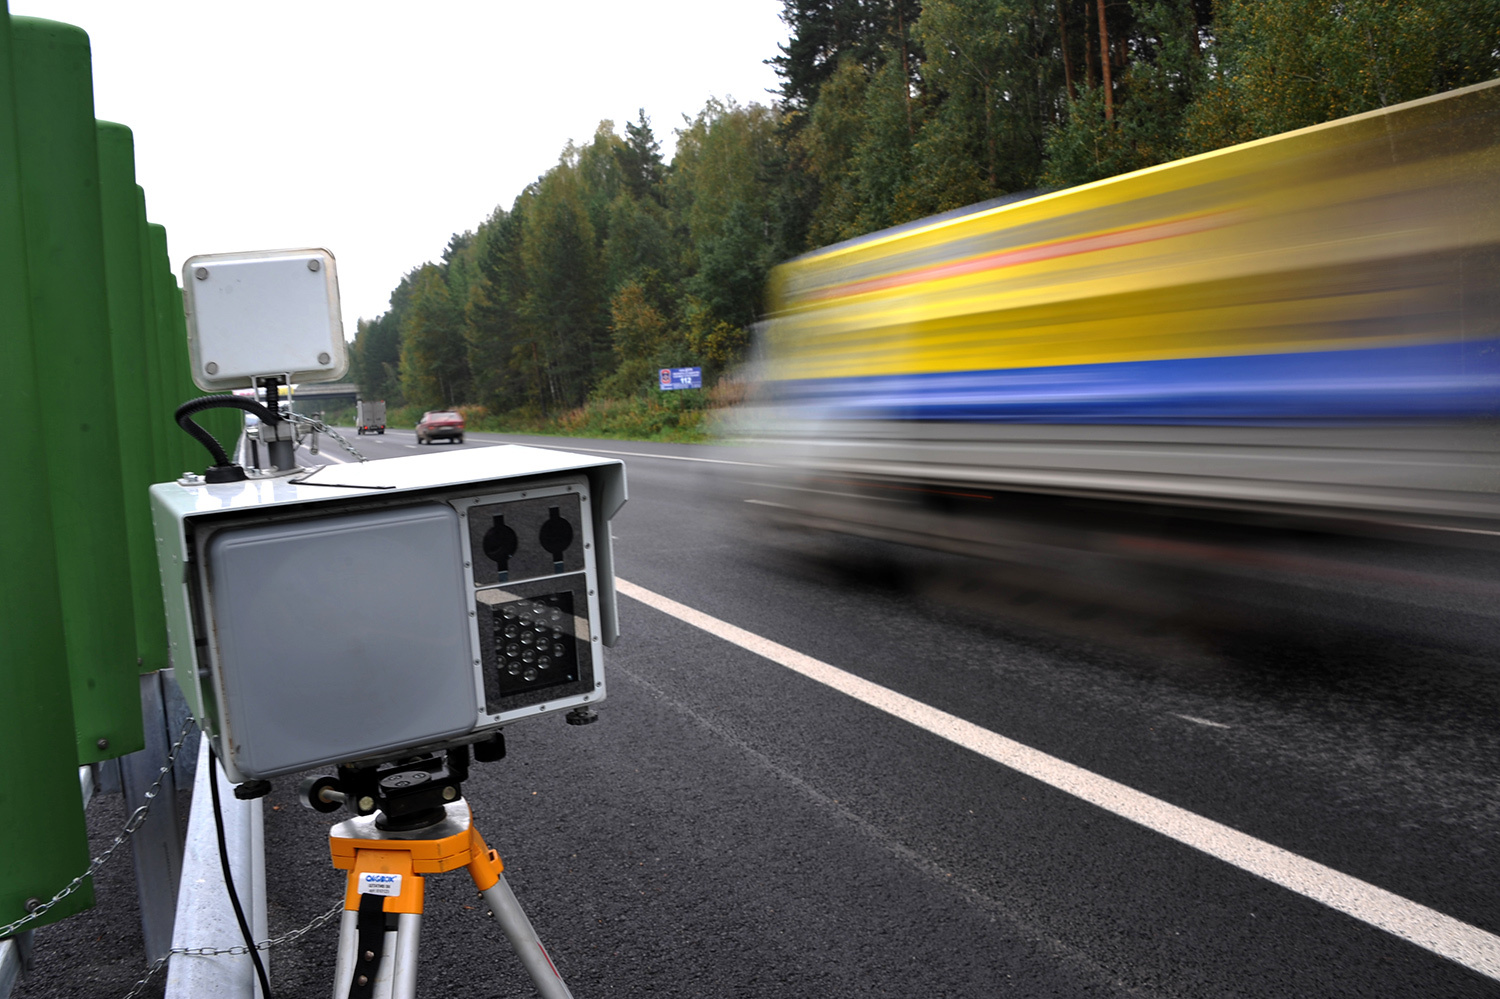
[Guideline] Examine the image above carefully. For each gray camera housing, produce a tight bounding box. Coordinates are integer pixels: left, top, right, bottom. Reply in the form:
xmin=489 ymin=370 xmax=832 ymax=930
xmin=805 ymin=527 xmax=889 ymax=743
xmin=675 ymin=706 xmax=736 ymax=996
xmin=151 ymin=446 xmax=626 ymax=784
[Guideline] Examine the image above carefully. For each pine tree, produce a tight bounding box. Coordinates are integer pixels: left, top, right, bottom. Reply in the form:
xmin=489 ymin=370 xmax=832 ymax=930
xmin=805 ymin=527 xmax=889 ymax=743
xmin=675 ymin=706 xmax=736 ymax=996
xmin=772 ymin=0 xmax=923 ymax=114
xmin=519 ymin=164 xmax=605 ymax=410
xmin=399 ymin=265 xmax=468 ymax=408
xmin=617 ymin=110 xmax=666 ymax=204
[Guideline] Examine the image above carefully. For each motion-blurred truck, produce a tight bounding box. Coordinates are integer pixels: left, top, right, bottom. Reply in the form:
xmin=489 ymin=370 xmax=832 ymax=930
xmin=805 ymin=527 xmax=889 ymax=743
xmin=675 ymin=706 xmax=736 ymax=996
xmin=739 ymin=78 xmax=1500 ymax=633
xmin=356 ymin=399 xmax=385 ymax=435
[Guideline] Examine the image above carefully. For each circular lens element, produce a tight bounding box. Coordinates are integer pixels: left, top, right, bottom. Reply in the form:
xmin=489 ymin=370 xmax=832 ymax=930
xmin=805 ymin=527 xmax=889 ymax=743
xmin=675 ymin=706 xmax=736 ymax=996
xmin=505 ymin=643 xmax=520 ymax=657
xmin=522 ymin=649 xmax=537 ymax=663
xmin=551 ymin=642 xmax=567 ymax=658
xmin=523 ymin=668 xmax=538 ymax=682
xmin=506 ymin=663 xmax=521 ymax=675
xmin=504 ymin=625 xmax=519 ymax=639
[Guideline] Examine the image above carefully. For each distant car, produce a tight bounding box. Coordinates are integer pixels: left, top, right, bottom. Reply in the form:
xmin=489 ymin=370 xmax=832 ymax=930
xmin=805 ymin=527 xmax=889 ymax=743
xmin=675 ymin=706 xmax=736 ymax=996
xmin=416 ymin=410 xmax=465 ymax=445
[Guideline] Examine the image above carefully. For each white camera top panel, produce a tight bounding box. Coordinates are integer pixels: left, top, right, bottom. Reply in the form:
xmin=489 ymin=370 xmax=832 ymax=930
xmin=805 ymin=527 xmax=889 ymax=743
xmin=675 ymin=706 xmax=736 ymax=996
xmin=183 ymin=248 xmax=347 ymax=390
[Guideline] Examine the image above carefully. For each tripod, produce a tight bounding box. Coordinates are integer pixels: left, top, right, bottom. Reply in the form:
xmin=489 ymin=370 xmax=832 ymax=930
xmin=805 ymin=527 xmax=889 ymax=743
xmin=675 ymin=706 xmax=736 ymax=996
xmin=303 ymin=743 xmax=573 ymax=999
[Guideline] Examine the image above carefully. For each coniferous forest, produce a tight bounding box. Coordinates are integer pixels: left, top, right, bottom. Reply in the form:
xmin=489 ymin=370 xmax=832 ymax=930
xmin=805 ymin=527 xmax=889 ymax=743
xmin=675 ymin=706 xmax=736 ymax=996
xmin=347 ymin=0 xmax=1500 ymax=435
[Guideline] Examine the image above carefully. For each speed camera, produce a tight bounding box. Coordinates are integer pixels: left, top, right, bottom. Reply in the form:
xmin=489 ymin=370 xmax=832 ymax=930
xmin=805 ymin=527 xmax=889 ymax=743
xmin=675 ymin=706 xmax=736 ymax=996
xmin=151 ymin=446 xmax=626 ymax=784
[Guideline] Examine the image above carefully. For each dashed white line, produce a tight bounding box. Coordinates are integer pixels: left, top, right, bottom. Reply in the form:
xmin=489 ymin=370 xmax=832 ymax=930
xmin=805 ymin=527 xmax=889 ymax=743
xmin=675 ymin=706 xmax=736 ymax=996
xmin=615 ymin=576 xmax=1500 ymax=981
xmin=1173 ymin=713 xmax=1231 ymax=729
xmin=499 ymin=443 xmax=770 ymax=467
xmin=352 ymin=433 xmax=765 ymax=466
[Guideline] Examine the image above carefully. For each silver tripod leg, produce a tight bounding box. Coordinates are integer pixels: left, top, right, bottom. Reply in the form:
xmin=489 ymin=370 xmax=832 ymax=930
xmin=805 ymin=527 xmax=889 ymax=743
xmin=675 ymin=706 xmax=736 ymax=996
xmin=332 ymin=908 xmax=422 ymax=999
xmin=481 ymin=874 xmax=574 ymax=999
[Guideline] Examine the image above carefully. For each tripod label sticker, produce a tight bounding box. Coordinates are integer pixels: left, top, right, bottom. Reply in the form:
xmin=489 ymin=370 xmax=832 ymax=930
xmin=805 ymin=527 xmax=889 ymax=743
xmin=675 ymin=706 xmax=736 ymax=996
xmin=359 ymin=872 xmax=403 ymax=897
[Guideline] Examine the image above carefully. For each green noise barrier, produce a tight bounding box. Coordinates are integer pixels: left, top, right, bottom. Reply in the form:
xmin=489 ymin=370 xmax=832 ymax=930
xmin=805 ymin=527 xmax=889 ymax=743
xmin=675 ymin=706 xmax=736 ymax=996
xmin=0 ymin=10 xmax=97 ymax=931
xmin=10 ymin=15 xmax=142 ymax=768
xmin=1 ymin=9 xmax=236 ymax=933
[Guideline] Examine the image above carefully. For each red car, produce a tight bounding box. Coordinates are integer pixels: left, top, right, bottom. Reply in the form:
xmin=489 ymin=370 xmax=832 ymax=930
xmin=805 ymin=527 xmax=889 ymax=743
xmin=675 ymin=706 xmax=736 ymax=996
xmin=416 ymin=410 xmax=465 ymax=445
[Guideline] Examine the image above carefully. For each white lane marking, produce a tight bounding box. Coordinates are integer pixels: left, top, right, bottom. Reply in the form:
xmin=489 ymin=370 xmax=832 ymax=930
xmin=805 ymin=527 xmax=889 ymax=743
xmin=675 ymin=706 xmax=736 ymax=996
xmin=1173 ymin=713 xmax=1231 ymax=729
xmin=743 ymin=498 xmax=789 ymax=508
xmin=615 ymin=577 xmax=1500 ymax=981
xmin=491 ymin=443 xmax=771 ymax=467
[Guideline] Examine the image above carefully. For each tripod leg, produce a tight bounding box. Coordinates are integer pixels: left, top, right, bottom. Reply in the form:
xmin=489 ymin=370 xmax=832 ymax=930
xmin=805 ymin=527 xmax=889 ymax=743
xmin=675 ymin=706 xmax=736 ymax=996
xmin=465 ymin=824 xmax=574 ymax=998
xmin=332 ymin=902 xmax=420 ymax=999
xmin=391 ymin=913 xmax=421 ymax=999
xmin=479 ymin=875 xmax=574 ymax=999
xmin=333 ymin=909 xmax=358 ymax=997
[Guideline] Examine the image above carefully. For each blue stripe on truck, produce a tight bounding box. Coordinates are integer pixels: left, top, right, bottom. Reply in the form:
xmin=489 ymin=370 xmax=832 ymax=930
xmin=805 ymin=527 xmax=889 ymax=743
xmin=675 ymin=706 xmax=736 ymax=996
xmin=767 ymin=339 xmax=1500 ymax=424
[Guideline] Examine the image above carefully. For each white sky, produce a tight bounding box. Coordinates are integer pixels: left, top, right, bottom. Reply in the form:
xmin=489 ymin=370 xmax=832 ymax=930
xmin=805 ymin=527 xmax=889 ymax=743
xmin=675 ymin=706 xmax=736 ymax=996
xmin=11 ymin=1 xmax=789 ymax=337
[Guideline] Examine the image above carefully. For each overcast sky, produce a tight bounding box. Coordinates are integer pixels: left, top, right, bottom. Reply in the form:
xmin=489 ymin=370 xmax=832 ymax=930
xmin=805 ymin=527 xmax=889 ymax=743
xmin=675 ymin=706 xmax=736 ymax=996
xmin=12 ymin=1 xmax=789 ymax=338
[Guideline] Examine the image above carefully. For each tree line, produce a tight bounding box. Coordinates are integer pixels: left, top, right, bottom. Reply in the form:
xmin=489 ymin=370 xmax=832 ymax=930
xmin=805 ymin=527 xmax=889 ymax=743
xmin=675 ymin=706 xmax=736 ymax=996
xmin=350 ymin=0 xmax=1500 ymax=415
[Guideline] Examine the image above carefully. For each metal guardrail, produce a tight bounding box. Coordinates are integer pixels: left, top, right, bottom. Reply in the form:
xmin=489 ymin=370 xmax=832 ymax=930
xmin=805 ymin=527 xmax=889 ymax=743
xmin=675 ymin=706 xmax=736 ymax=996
xmin=0 ymin=673 xmax=267 ymax=999
xmin=163 ymin=738 xmax=266 ymax=999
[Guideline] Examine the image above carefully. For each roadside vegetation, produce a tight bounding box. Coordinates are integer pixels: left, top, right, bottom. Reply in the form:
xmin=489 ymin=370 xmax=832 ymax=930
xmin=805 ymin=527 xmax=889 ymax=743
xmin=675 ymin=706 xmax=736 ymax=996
xmin=348 ymin=0 xmax=1500 ymax=441
xmin=383 ymin=384 xmax=726 ymax=444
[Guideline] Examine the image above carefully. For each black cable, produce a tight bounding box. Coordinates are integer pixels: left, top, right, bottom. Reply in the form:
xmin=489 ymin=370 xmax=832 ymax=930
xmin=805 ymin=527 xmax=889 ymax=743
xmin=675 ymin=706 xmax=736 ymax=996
xmin=208 ymin=746 xmax=275 ymax=999
xmin=175 ymin=395 xmax=279 ymax=468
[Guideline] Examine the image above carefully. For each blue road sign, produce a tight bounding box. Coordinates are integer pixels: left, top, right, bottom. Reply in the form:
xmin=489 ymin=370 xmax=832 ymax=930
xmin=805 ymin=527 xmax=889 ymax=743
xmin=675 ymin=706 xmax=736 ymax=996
xmin=659 ymin=367 xmax=702 ymax=390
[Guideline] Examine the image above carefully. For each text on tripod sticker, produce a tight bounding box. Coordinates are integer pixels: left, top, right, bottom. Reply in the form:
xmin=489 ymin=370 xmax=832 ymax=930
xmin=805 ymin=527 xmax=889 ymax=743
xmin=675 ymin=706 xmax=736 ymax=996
xmin=359 ymin=872 xmax=403 ymax=897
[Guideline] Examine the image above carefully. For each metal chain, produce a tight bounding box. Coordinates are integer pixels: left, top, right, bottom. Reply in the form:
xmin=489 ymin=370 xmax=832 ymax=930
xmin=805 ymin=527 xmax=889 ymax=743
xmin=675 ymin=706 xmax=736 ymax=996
xmin=279 ymin=411 xmax=369 ymax=463
xmin=4 ymin=705 xmax=346 ymax=997
xmin=0 ymin=716 xmax=199 ymax=939
xmin=122 ymin=902 xmax=344 ymax=999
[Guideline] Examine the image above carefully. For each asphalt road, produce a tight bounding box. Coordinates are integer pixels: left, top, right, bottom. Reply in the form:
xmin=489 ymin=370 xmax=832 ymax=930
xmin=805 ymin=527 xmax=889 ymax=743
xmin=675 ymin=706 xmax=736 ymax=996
xmin=16 ymin=428 xmax=1500 ymax=998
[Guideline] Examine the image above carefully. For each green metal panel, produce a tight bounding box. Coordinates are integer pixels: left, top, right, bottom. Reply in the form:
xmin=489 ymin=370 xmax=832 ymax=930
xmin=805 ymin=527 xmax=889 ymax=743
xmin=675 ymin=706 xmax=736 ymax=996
xmin=145 ymin=225 xmax=242 ymax=473
xmin=135 ymin=186 xmax=176 ymax=485
xmin=147 ymin=221 xmax=245 ymax=468
xmin=0 ymin=5 xmax=95 ymax=929
xmin=11 ymin=16 xmax=143 ymax=765
xmin=148 ymin=223 xmax=196 ymax=473
xmin=97 ymin=121 xmax=168 ymax=674
xmin=144 ymin=220 xmax=181 ymax=473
